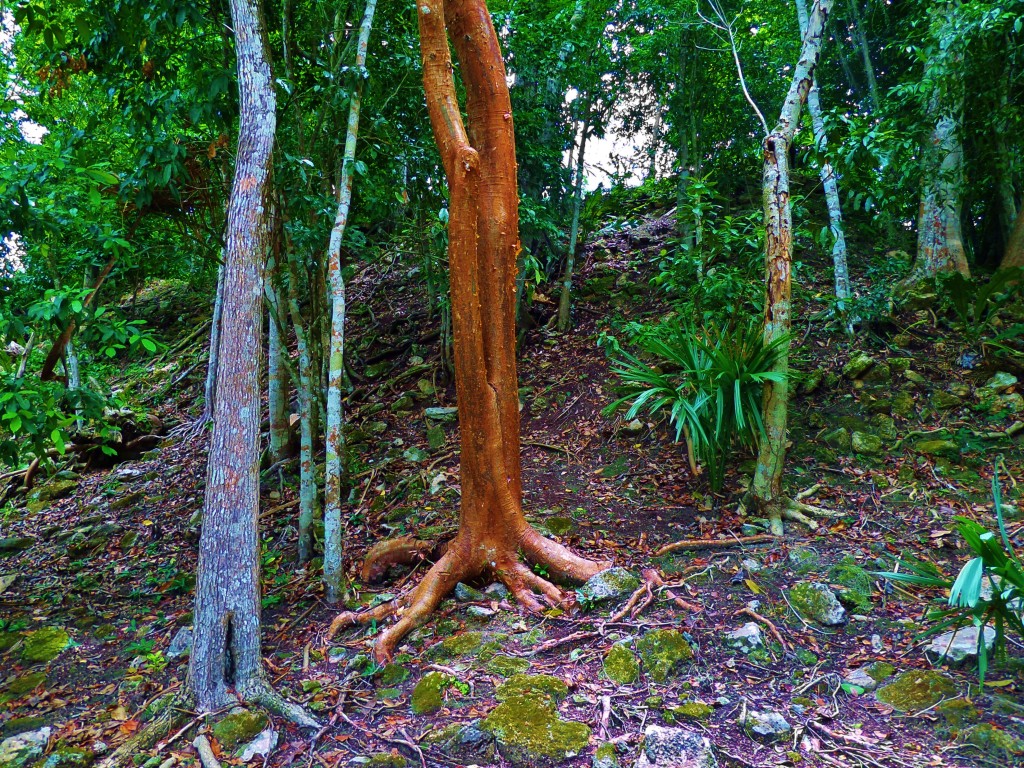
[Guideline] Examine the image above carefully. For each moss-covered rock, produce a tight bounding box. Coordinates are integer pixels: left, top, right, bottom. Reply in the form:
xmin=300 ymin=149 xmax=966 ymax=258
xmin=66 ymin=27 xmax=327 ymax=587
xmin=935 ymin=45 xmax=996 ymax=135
xmin=0 ymin=726 xmax=50 ymax=768
xmin=21 ymin=628 xmax=70 ymax=664
xmin=892 ymin=391 xmax=916 ymax=418
xmin=577 ymin=568 xmax=640 ymax=608
xmin=636 ymin=629 xmax=693 ymax=683
xmin=843 ymin=352 xmax=876 ymax=379
xmin=789 ymin=582 xmax=846 ymax=625
xmin=821 ymin=428 xmax=851 ymax=451
xmin=377 ymin=663 xmax=410 ymax=687
xmin=592 ymin=741 xmax=619 ymax=768
xmin=486 ymin=654 xmax=531 ymax=678
xmin=875 ymin=670 xmax=957 ymax=712
xmin=37 ymin=745 xmax=94 ymax=768
xmin=914 ymin=440 xmax=960 ymax=459
xmin=662 ymin=702 xmax=713 ymax=724
xmin=864 ymin=661 xmax=896 ymax=683
xmin=411 ymin=671 xmax=449 ymax=715
xmin=0 ymin=538 xmax=34 ymax=557
xmin=963 ymin=724 xmax=1024 ymax=760
xmin=494 ymin=674 xmax=568 ymax=705
xmin=829 ymin=559 xmax=875 ymax=612
xmin=481 ymin=695 xmax=591 ymax=768
xmin=422 ymin=720 xmax=495 ymax=763
xmin=0 ymin=673 xmax=46 ymax=703
xmin=0 ymin=718 xmax=46 ymax=739
xmin=936 ymin=699 xmax=980 ymax=736
xmin=211 ymin=710 xmax=268 ymax=749
xmin=851 ymin=431 xmax=882 ymax=456
xmin=603 ymin=642 xmax=639 ymax=685
xmin=427 ymin=631 xmax=483 ymax=660
xmin=788 ymin=548 xmax=820 ymax=574
xmin=365 ymin=753 xmax=407 ymax=768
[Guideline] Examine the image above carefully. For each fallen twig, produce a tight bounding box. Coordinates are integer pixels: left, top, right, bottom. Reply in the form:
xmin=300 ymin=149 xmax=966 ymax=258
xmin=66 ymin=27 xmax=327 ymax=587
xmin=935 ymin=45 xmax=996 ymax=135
xmin=654 ymin=534 xmax=777 ymax=557
xmin=735 ymin=607 xmax=789 ymax=650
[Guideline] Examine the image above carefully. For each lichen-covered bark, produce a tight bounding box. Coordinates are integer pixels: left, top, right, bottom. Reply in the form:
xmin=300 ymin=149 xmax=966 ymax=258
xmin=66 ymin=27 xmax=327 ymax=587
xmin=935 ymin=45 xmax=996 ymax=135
xmin=751 ymin=0 xmax=833 ymax=535
xmin=188 ymin=0 xmax=276 ymax=711
xmin=202 ymin=261 xmax=225 ymax=421
xmin=913 ymin=2 xmax=969 ymax=280
xmin=324 ymin=0 xmax=377 ymax=603
xmin=266 ymin=239 xmax=290 ymax=464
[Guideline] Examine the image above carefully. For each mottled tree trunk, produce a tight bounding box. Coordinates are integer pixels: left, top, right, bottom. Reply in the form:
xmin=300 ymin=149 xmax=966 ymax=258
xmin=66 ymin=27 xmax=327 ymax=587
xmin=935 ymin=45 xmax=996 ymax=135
xmin=329 ymin=0 xmax=608 ymax=663
xmin=324 ymin=0 xmax=377 ymax=604
xmin=1002 ymin=208 xmax=1024 ymax=270
xmin=913 ymin=3 xmax=969 ymax=281
xmin=557 ymin=113 xmax=590 ymax=331
xmin=751 ymin=0 xmax=834 ymax=536
xmin=797 ymin=0 xmax=852 ymax=329
xmin=186 ymin=0 xmax=315 ymax=727
xmin=203 ymin=261 xmax=226 ymax=422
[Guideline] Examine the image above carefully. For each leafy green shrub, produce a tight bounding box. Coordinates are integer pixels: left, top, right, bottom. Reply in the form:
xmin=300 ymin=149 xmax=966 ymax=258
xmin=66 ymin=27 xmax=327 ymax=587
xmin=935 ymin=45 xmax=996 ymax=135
xmin=939 ymin=269 xmax=1024 ymax=354
xmin=602 ymin=320 xmax=786 ymax=491
xmin=874 ymin=462 xmax=1023 ymax=682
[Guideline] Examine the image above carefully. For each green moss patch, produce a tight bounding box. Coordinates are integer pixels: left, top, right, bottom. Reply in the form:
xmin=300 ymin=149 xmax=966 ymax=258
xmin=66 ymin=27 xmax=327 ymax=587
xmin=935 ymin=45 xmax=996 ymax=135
xmin=481 ymin=695 xmax=591 ymax=768
xmin=494 ymin=674 xmax=568 ymax=705
xmin=365 ymin=754 xmax=407 ymax=768
xmin=963 ymin=724 xmax=1024 ymax=760
xmin=21 ymin=628 xmax=71 ymax=663
xmin=0 ymin=672 xmax=46 ymax=703
xmin=37 ymin=745 xmax=94 ymax=768
xmin=485 ymin=654 xmax=531 ymax=678
xmin=603 ymin=642 xmax=639 ymax=685
xmin=411 ymin=671 xmax=450 ymax=715
xmin=427 ymin=631 xmax=484 ymax=660
xmin=211 ymin=710 xmax=268 ymax=749
xmin=593 ymin=741 xmax=619 ymax=768
xmin=876 ymin=670 xmax=957 ymax=712
xmin=662 ymin=701 xmax=713 ymax=724
xmin=377 ymin=663 xmax=410 ymax=687
xmin=830 ymin=558 xmax=875 ymax=612
xmin=636 ymin=629 xmax=693 ymax=683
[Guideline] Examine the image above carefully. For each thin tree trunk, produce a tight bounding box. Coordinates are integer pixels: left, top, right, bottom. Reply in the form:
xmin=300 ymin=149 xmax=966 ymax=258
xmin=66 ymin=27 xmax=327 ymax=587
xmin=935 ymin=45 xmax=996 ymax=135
xmin=283 ymin=239 xmax=320 ymax=566
xmin=15 ymin=332 xmax=35 ymax=380
xmin=846 ymin=0 xmax=879 ymax=110
xmin=557 ymin=114 xmax=590 ymax=331
xmin=267 ymin=235 xmax=290 ymax=464
xmin=65 ymin=339 xmax=82 ymax=430
xmin=324 ymin=0 xmax=377 ymax=604
xmin=185 ymin=0 xmax=315 ymax=727
xmin=203 ymin=261 xmax=226 ymax=422
xmin=797 ymin=0 xmax=852 ymax=330
xmin=328 ymin=0 xmax=608 ymax=663
xmin=751 ymin=0 xmax=834 ymax=536
xmin=913 ymin=3 xmax=969 ymax=281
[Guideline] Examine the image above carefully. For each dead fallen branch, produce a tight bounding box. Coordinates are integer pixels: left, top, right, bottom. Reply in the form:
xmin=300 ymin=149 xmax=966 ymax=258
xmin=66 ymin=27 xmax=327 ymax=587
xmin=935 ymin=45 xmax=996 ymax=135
xmin=654 ymin=534 xmax=777 ymax=556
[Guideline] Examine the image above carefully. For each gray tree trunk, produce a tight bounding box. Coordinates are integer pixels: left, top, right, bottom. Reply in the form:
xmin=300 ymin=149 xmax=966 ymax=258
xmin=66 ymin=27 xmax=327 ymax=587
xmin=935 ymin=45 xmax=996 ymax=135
xmin=186 ymin=0 xmax=314 ymax=727
xmin=846 ymin=0 xmax=879 ymax=110
xmin=556 ymin=114 xmax=590 ymax=331
xmin=203 ymin=261 xmax=226 ymax=422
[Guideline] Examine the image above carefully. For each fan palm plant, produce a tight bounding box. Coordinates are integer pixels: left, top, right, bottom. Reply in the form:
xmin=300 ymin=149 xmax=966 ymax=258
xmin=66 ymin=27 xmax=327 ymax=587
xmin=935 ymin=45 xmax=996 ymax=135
xmin=603 ymin=320 xmax=787 ymax=491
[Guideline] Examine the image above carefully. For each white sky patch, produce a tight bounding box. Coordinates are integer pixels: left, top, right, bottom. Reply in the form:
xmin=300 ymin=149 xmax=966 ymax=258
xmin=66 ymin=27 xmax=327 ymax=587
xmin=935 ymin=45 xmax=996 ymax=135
xmin=2 ymin=10 xmax=48 ymax=144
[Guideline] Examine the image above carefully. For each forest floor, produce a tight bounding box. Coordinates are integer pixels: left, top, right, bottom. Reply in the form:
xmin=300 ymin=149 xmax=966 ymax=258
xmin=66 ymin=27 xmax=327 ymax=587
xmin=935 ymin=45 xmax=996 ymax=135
xmin=2 ymin=206 xmax=1024 ymax=768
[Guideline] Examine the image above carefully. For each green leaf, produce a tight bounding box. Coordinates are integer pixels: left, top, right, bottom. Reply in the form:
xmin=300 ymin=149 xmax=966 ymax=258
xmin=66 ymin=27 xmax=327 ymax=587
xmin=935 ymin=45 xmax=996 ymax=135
xmin=51 ymin=429 xmax=66 ymax=455
xmin=949 ymin=558 xmax=985 ymax=608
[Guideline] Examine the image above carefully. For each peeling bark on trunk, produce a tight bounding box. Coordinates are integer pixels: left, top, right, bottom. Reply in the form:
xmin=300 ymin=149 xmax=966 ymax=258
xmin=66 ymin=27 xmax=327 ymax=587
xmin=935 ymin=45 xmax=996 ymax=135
xmin=324 ymin=0 xmax=377 ymax=604
xmin=328 ymin=0 xmax=609 ymax=663
xmin=751 ymin=0 xmax=833 ymax=536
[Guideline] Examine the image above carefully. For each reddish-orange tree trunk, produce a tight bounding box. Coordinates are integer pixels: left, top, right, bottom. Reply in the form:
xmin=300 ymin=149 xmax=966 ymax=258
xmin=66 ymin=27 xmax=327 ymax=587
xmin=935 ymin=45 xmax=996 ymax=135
xmin=328 ymin=0 xmax=608 ymax=662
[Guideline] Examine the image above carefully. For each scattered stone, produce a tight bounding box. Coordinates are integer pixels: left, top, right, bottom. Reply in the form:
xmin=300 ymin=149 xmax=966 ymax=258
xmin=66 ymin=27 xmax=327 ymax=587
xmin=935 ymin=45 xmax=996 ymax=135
xmin=876 ymin=670 xmax=957 ymax=712
xmin=741 ymin=709 xmax=792 ymax=742
xmin=603 ymin=642 xmax=640 ymax=685
xmin=931 ymin=390 xmax=963 ymax=410
xmin=740 ymin=558 xmax=761 ymax=573
xmin=110 ymin=491 xmax=143 ymax=511
xmin=0 ymin=719 xmax=45 ymax=740
xmin=979 ymin=372 xmax=1017 ymax=396
xmin=787 ymin=548 xmax=819 ymax=573
xmin=424 ymin=407 xmax=459 ymax=423
xmin=411 ymin=672 xmax=449 ymax=715
xmin=723 ymin=623 xmax=763 ymax=654
xmin=0 ymin=574 xmax=15 ymax=595
xmin=891 ymin=391 xmax=916 ymax=417
xmin=637 ymin=629 xmax=693 ymax=683
xmin=239 ymin=729 xmax=277 ymax=761
xmin=789 ymin=582 xmax=846 ymax=625
xmin=495 ymin=674 xmax=568 ymax=705
xmin=484 ymin=582 xmax=509 ymax=599
xmin=453 ymin=583 xmax=485 ymax=602
xmin=578 ymin=568 xmax=640 ymax=607
xmin=467 ymin=605 xmax=495 ymax=619
xmin=871 ymin=634 xmax=884 ymax=653
xmin=0 ymin=538 xmax=34 ymax=556
xmin=212 ymin=710 xmax=268 ymax=750
xmin=851 ymin=431 xmax=882 ymax=456
xmin=634 ymin=725 xmax=718 ymax=768
xmin=29 ymin=479 xmax=77 ymax=503
xmin=21 ymin=628 xmax=70 ymax=663
xmin=0 ymin=727 xmax=50 ymax=768
xmin=843 ymin=661 xmax=895 ymax=692
xmin=925 ymin=625 xmax=996 ymax=668
xmin=621 ymin=419 xmax=645 ymax=434
xmin=821 ymin=427 xmax=851 ymax=451
xmin=167 ymin=627 xmax=193 ymax=659
xmin=962 ymin=723 xmax=1024 ymax=761
xmin=593 ymin=741 xmax=620 ymax=768
xmin=904 ymin=370 xmax=928 ymax=386
xmin=843 ymin=352 xmax=876 ymax=380
xmin=481 ymin=694 xmax=590 ymax=768
xmin=423 ymin=720 xmax=495 ymax=764
xmin=871 ymin=414 xmax=898 ymax=440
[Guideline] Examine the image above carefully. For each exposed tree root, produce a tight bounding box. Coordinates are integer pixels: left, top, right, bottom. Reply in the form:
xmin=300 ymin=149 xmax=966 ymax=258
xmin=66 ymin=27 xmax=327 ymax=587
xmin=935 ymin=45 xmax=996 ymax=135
xmin=360 ymin=536 xmax=446 ymax=582
xmin=328 ymin=532 xmax=610 ymax=663
xmin=769 ymin=497 xmax=842 ymax=535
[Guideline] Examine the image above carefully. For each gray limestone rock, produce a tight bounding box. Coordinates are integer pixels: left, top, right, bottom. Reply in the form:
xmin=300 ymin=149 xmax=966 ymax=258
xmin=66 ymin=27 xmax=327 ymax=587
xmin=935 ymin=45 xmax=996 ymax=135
xmin=723 ymin=623 xmax=763 ymax=654
xmin=925 ymin=626 xmax=996 ymax=668
xmin=634 ymin=726 xmax=718 ymax=768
